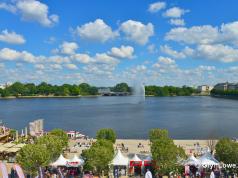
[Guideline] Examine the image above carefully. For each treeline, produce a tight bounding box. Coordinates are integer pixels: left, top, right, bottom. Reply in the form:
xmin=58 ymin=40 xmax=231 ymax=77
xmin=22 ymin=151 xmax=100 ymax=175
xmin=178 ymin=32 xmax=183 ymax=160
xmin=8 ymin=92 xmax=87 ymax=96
xmin=145 ymin=85 xmax=196 ymax=96
xmin=211 ymin=89 xmax=238 ymax=96
xmin=0 ymin=82 xmax=98 ymax=97
xmin=0 ymin=82 xmax=196 ymax=97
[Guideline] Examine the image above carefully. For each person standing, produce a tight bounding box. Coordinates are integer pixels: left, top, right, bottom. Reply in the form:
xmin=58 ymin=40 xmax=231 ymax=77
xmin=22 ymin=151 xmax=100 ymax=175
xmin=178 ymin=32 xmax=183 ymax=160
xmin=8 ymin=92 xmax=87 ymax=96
xmin=210 ymin=169 xmax=215 ymax=178
xmin=145 ymin=169 xmax=152 ymax=178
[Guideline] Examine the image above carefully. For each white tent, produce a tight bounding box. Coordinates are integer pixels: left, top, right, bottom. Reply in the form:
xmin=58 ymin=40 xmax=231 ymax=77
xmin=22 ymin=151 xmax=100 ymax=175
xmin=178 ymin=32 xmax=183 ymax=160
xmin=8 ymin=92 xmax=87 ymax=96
xmin=69 ymin=154 xmax=84 ymax=165
xmin=111 ymin=149 xmax=129 ymax=166
xmin=130 ymin=154 xmax=142 ymax=162
xmin=51 ymin=154 xmax=69 ymax=167
xmin=198 ymin=153 xmax=219 ymax=166
xmin=183 ymin=155 xmax=201 ymax=166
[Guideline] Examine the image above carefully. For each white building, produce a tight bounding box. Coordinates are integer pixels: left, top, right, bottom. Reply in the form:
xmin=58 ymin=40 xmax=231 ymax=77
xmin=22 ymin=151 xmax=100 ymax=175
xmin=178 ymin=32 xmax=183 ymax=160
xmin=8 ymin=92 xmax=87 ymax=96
xmin=197 ymin=85 xmax=213 ymax=93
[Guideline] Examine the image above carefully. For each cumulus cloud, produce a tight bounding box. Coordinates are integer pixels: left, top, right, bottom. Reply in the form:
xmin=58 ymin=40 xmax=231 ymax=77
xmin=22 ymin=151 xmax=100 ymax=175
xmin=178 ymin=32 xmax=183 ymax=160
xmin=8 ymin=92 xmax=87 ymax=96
xmin=0 ymin=48 xmax=35 ymax=63
xmin=72 ymin=53 xmax=91 ymax=64
xmin=163 ymin=7 xmax=189 ymax=18
xmin=120 ymin=20 xmax=154 ymax=45
xmin=59 ymin=41 xmax=78 ymax=55
xmin=165 ymin=21 xmax=238 ymax=46
xmin=94 ymin=53 xmax=119 ymax=65
xmin=75 ymin=19 xmax=119 ymax=42
xmin=35 ymin=64 xmax=45 ymax=70
xmin=196 ymin=44 xmax=238 ymax=63
xmin=0 ymin=29 xmax=25 ymax=44
xmin=65 ymin=63 xmax=78 ymax=70
xmin=160 ymin=45 xmax=194 ymax=59
xmin=169 ymin=19 xmax=185 ymax=26
xmin=165 ymin=25 xmax=219 ymax=44
xmin=0 ymin=0 xmax=59 ymax=27
xmin=148 ymin=1 xmax=166 ymax=13
xmin=109 ymin=45 xmax=134 ymax=59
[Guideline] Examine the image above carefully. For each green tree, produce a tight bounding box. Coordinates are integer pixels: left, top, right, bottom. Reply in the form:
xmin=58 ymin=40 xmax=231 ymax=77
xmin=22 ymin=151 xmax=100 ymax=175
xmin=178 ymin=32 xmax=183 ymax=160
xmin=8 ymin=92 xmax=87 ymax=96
xmin=149 ymin=129 xmax=169 ymax=142
xmin=82 ymin=139 xmax=114 ymax=175
xmin=36 ymin=135 xmax=63 ymax=160
xmin=16 ymin=144 xmax=50 ymax=176
xmin=149 ymin=129 xmax=185 ymax=176
xmin=96 ymin=128 xmax=116 ymax=143
xmin=48 ymin=129 xmax=69 ymax=148
xmin=112 ymin=83 xmax=130 ymax=92
xmin=215 ymin=138 xmax=238 ymax=164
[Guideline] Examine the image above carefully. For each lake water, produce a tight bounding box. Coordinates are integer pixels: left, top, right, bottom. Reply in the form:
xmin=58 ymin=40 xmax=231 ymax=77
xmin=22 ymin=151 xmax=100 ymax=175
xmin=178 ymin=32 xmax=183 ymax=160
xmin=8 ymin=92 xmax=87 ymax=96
xmin=0 ymin=96 xmax=238 ymax=139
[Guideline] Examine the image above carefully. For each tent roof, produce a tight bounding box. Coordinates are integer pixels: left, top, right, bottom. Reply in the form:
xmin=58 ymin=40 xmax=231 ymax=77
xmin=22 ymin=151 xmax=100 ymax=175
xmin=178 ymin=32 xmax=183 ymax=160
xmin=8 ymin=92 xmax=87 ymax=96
xmin=5 ymin=147 xmax=20 ymax=153
xmin=198 ymin=153 xmax=219 ymax=165
xmin=69 ymin=155 xmax=84 ymax=165
xmin=2 ymin=143 xmax=15 ymax=148
xmin=130 ymin=154 xmax=142 ymax=162
xmin=184 ymin=155 xmax=200 ymax=166
xmin=111 ymin=149 xmax=129 ymax=166
xmin=51 ymin=154 xmax=69 ymax=167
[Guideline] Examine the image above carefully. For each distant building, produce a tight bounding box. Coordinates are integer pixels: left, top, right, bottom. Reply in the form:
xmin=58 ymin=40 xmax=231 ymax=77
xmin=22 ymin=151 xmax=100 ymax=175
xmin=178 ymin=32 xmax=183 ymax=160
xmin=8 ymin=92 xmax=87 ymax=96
xmin=214 ymin=82 xmax=238 ymax=91
xmin=197 ymin=85 xmax=213 ymax=94
xmin=98 ymin=88 xmax=111 ymax=94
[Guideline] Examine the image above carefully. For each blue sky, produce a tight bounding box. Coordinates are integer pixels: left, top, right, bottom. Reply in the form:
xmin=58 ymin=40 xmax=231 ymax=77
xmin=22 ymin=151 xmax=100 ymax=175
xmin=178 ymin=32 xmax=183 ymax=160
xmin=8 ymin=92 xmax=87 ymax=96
xmin=0 ymin=0 xmax=238 ymax=86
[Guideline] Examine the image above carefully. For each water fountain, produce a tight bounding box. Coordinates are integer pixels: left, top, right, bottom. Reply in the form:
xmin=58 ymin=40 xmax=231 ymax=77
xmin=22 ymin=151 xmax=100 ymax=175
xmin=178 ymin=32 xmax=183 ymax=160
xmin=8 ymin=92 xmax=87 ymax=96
xmin=130 ymin=82 xmax=145 ymax=104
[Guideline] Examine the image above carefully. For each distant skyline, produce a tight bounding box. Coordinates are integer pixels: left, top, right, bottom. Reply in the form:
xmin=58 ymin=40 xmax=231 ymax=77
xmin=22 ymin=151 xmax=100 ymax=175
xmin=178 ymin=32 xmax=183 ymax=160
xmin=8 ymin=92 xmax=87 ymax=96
xmin=0 ymin=0 xmax=238 ymax=86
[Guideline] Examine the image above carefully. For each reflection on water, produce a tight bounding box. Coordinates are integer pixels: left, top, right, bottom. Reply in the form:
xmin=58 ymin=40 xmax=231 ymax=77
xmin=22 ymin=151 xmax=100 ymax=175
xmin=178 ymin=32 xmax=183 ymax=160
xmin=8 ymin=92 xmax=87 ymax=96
xmin=0 ymin=96 xmax=238 ymax=139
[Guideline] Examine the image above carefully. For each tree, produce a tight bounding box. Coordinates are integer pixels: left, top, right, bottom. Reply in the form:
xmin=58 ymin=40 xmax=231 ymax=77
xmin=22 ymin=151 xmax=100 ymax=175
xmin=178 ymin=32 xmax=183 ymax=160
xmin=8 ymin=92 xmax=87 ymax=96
xmin=82 ymin=139 xmax=114 ymax=175
xmin=149 ymin=129 xmax=185 ymax=176
xmin=16 ymin=144 xmax=50 ymax=176
xmin=215 ymin=138 xmax=238 ymax=164
xmin=48 ymin=129 xmax=69 ymax=148
xmin=112 ymin=83 xmax=130 ymax=92
xmin=96 ymin=128 xmax=116 ymax=143
xmin=149 ymin=129 xmax=169 ymax=142
xmin=36 ymin=135 xmax=63 ymax=160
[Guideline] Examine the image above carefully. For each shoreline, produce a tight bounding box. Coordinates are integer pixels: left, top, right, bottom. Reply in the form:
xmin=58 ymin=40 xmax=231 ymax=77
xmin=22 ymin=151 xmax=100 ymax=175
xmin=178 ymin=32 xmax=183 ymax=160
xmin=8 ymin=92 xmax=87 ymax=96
xmin=0 ymin=94 xmax=209 ymax=99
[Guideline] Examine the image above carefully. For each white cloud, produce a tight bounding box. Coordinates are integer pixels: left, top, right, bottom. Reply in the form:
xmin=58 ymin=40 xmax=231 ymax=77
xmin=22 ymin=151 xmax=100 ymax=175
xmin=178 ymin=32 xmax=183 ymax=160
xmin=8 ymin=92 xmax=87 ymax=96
xmin=148 ymin=2 xmax=166 ymax=13
xmin=65 ymin=63 xmax=78 ymax=70
xmin=16 ymin=0 xmax=59 ymax=27
xmin=147 ymin=44 xmax=158 ymax=54
xmin=0 ymin=29 xmax=25 ymax=44
xmin=0 ymin=0 xmax=59 ymax=27
xmin=0 ymin=48 xmax=35 ymax=63
xmin=75 ymin=19 xmax=118 ymax=42
xmin=161 ymin=44 xmax=238 ymax=63
xmin=59 ymin=41 xmax=78 ymax=55
xmin=48 ymin=55 xmax=70 ymax=64
xmin=109 ymin=45 xmax=134 ymax=59
xmin=158 ymin=56 xmax=175 ymax=65
xmin=169 ymin=19 xmax=185 ymax=26
xmin=120 ymin=20 xmax=154 ymax=45
xmin=0 ymin=2 xmax=17 ymax=13
xmin=160 ymin=45 xmax=194 ymax=59
xmin=72 ymin=53 xmax=91 ymax=64
xmin=165 ymin=21 xmax=238 ymax=46
xmin=196 ymin=44 xmax=238 ymax=63
xmin=163 ymin=7 xmax=189 ymax=18
xmin=94 ymin=53 xmax=119 ymax=65
xmin=165 ymin=25 xmax=219 ymax=44
xmin=35 ymin=64 xmax=45 ymax=70
xmin=50 ymin=64 xmax=62 ymax=70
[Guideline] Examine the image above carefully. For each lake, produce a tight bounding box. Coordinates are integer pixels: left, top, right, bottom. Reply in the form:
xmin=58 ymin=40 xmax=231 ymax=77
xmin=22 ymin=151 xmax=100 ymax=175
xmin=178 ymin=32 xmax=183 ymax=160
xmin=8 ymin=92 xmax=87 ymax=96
xmin=0 ymin=96 xmax=238 ymax=139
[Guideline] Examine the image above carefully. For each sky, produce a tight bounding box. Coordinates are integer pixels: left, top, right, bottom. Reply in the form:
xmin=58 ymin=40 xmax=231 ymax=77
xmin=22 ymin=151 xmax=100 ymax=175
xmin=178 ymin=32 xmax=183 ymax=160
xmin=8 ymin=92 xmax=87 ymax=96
xmin=0 ymin=0 xmax=238 ymax=87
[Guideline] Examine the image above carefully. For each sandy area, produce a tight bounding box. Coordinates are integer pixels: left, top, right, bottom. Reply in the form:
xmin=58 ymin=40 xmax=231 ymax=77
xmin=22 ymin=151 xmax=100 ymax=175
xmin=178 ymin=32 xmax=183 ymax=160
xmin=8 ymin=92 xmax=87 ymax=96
xmin=65 ymin=139 xmax=218 ymax=158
